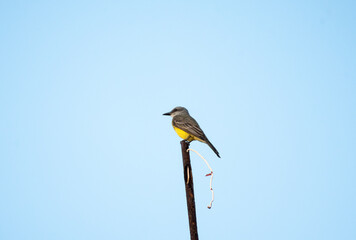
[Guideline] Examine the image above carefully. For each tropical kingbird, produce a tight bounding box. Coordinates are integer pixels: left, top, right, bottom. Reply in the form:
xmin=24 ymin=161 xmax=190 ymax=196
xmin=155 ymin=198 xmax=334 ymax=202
xmin=163 ymin=106 xmax=220 ymax=158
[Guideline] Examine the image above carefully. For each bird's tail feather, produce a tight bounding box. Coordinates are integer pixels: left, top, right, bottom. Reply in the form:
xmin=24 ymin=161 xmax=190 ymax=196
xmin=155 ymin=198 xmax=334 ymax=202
xmin=206 ymin=140 xmax=220 ymax=158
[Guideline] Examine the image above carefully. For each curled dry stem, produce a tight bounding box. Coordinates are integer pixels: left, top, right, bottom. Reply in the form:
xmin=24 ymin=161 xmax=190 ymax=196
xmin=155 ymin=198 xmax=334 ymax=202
xmin=187 ymin=148 xmax=214 ymax=209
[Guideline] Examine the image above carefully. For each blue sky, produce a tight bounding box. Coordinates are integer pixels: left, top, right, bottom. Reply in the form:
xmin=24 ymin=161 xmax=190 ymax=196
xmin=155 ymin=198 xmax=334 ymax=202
xmin=1 ymin=1 xmax=355 ymax=239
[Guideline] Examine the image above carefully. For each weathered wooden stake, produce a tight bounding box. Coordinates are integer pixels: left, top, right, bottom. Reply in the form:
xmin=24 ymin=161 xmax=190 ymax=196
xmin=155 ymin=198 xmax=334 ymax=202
xmin=180 ymin=140 xmax=199 ymax=240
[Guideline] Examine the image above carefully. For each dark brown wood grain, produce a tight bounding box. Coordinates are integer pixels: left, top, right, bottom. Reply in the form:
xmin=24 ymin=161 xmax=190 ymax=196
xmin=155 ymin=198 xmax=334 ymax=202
xmin=180 ymin=140 xmax=199 ymax=240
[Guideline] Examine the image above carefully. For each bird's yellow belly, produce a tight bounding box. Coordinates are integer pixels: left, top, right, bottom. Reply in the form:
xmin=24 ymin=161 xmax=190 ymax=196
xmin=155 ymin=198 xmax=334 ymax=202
xmin=173 ymin=126 xmax=203 ymax=142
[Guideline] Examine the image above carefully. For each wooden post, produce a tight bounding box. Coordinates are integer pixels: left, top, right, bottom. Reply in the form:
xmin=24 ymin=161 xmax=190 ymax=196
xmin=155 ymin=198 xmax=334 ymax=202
xmin=180 ymin=140 xmax=199 ymax=240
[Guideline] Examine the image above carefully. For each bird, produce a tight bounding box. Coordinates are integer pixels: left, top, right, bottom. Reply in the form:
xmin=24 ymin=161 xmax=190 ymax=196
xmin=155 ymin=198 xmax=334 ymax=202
xmin=163 ymin=106 xmax=220 ymax=158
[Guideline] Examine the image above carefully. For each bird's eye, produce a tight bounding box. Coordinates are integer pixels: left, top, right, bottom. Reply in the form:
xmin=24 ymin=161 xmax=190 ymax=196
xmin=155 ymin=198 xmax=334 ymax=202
xmin=173 ymin=108 xmax=177 ymax=112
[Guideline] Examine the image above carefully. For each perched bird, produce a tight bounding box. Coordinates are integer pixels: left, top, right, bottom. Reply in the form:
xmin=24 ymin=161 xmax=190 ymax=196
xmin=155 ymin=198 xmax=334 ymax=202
xmin=163 ymin=106 xmax=220 ymax=158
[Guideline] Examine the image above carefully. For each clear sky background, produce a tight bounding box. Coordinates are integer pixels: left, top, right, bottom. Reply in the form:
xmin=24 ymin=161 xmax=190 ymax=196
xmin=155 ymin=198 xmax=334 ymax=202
xmin=1 ymin=1 xmax=355 ymax=239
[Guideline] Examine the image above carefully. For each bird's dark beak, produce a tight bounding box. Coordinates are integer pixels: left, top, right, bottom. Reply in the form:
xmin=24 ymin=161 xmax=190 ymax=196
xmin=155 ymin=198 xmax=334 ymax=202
xmin=163 ymin=112 xmax=171 ymax=116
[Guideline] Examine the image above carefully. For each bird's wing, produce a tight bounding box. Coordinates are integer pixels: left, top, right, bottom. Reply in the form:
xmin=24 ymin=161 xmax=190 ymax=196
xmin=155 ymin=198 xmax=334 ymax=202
xmin=173 ymin=115 xmax=207 ymax=141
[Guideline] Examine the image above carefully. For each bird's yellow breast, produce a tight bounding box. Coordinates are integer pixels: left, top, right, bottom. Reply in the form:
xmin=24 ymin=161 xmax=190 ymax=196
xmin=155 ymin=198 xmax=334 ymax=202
xmin=173 ymin=126 xmax=203 ymax=142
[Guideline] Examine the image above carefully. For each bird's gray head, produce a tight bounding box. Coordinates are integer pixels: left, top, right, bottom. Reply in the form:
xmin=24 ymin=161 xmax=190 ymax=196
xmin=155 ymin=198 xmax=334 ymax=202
xmin=163 ymin=106 xmax=189 ymax=117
